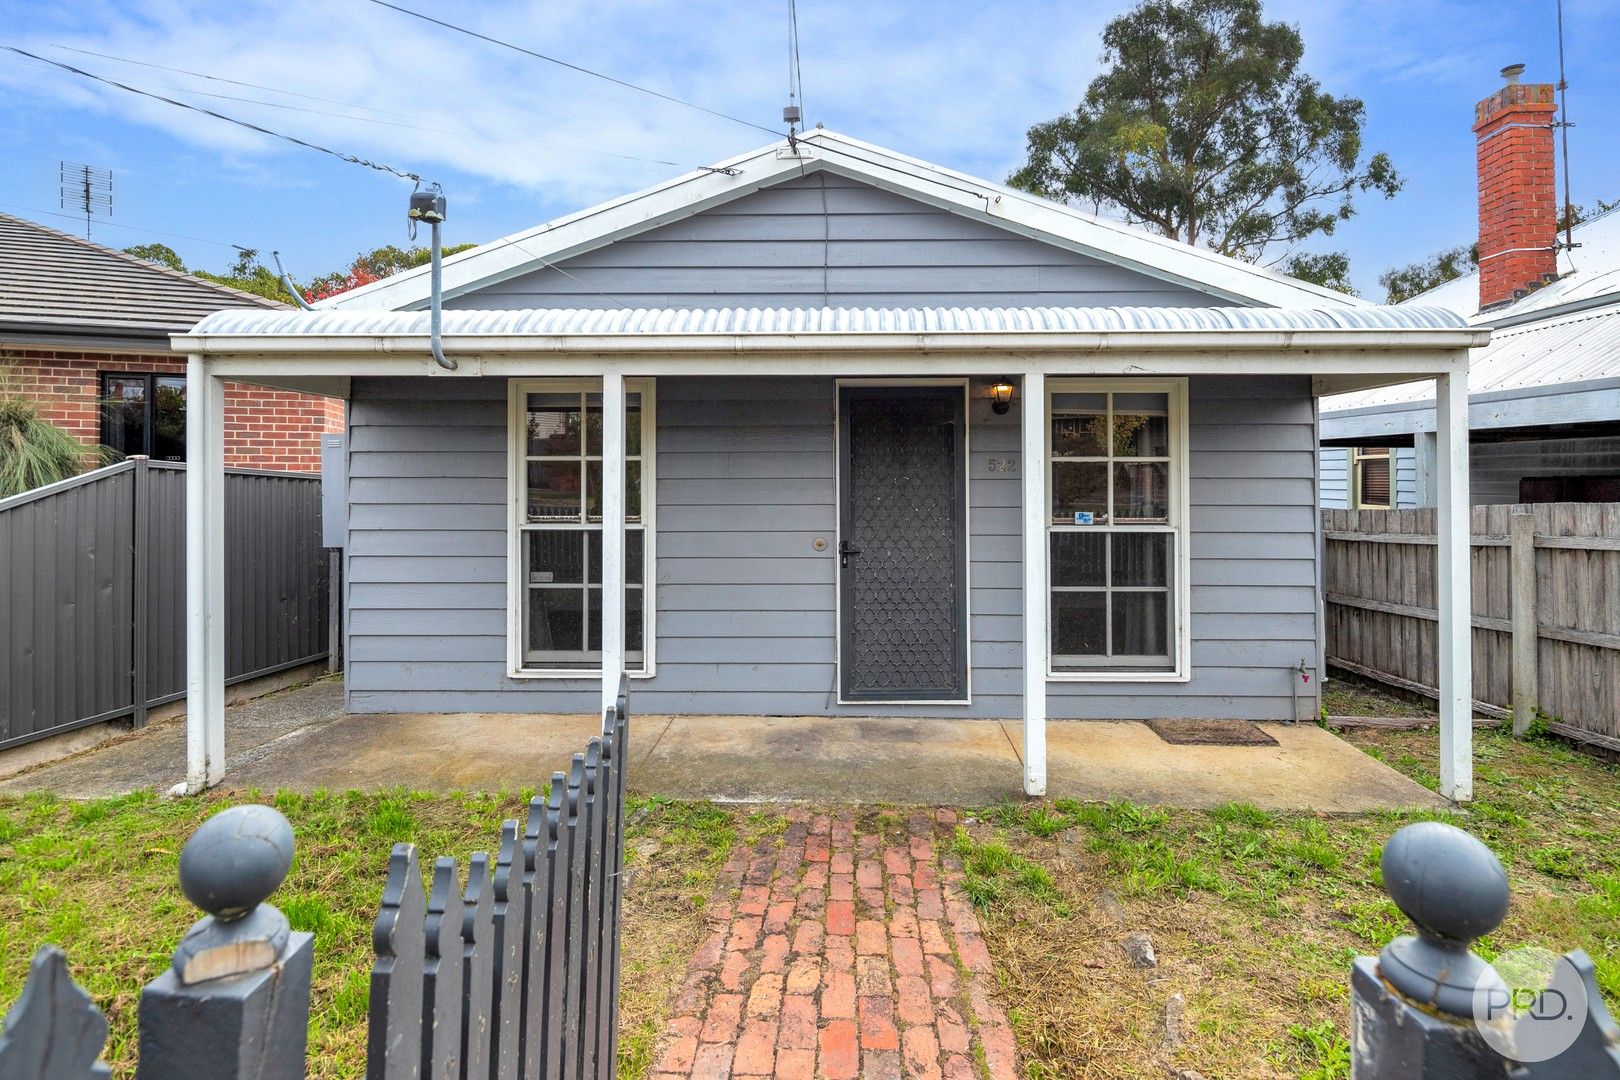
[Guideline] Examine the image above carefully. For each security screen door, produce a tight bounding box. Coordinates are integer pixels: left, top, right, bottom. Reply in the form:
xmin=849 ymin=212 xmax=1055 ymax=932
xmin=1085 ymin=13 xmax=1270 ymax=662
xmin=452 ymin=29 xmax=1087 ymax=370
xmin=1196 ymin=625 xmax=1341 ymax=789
xmin=837 ymin=385 xmax=967 ymax=702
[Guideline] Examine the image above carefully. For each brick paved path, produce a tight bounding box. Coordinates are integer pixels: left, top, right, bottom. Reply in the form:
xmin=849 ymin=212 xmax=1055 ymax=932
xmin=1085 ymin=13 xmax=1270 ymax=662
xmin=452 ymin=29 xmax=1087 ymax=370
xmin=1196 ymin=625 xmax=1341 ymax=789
xmin=653 ymin=808 xmax=1018 ymax=1080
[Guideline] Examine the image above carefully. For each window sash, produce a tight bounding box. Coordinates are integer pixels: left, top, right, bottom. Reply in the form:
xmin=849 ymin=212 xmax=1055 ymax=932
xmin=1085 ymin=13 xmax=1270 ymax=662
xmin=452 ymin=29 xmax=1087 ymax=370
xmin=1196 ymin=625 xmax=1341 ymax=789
xmin=511 ymin=380 xmax=654 ymax=676
xmin=1046 ymin=382 xmax=1185 ymax=677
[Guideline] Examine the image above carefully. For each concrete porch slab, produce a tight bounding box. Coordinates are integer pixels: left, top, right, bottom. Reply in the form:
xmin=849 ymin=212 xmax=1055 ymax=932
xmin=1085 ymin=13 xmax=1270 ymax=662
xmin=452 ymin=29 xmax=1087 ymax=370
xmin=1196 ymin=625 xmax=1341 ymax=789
xmin=0 ymin=679 xmax=1443 ymax=811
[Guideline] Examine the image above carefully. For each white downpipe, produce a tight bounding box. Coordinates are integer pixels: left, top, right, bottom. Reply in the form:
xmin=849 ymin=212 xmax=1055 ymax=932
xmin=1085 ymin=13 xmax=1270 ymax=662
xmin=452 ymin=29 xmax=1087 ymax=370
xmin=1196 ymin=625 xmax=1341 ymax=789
xmin=1436 ymin=368 xmax=1473 ymax=802
xmin=181 ymin=356 xmax=226 ymax=794
xmin=601 ymin=371 xmax=626 ymax=714
xmin=1021 ymin=372 xmax=1048 ymax=796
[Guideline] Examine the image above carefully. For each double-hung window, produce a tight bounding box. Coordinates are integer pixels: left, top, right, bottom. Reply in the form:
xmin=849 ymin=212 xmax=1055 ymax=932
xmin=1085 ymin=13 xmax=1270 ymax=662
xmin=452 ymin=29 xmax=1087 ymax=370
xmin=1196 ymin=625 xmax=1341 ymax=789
xmin=510 ymin=379 xmax=655 ymax=676
xmin=1047 ymin=380 xmax=1188 ymax=676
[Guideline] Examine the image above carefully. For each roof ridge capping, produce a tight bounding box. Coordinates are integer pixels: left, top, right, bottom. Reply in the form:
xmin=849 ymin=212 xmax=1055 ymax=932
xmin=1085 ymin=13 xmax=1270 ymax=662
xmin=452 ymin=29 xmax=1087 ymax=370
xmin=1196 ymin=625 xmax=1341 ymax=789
xmin=183 ymin=302 xmax=1474 ymax=341
xmin=315 ymin=127 xmax=1368 ymax=313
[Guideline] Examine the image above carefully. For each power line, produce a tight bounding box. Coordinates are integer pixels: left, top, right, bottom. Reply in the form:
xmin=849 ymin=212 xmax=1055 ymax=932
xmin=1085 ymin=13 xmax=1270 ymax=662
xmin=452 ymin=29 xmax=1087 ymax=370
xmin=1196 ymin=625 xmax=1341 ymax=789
xmin=27 ymin=41 xmax=711 ymax=171
xmin=28 ymin=41 xmax=425 ymax=122
xmin=0 ymin=201 xmax=238 ymax=247
xmin=3 ymin=46 xmax=424 ymax=182
xmin=360 ymin=0 xmax=783 ymax=139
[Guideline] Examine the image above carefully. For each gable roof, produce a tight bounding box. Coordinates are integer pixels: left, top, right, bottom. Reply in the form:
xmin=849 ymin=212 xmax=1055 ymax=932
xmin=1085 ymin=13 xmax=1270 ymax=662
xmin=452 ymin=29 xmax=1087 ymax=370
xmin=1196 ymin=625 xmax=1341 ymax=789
xmin=0 ymin=211 xmax=282 ymax=347
xmin=320 ymin=128 xmax=1364 ymax=312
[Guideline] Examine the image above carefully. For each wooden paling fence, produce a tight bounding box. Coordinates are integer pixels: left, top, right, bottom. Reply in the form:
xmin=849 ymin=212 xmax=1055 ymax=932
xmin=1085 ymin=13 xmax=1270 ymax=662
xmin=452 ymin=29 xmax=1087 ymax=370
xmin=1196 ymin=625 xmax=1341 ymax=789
xmin=0 ymin=683 xmax=629 ymax=1080
xmin=1324 ymin=504 xmax=1620 ymax=750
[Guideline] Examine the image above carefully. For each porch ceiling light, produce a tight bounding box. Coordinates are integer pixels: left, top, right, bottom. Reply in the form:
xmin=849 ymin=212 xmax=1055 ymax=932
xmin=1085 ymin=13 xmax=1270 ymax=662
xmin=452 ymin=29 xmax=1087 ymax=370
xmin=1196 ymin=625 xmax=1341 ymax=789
xmin=990 ymin=379 xmax=1015 ymax=415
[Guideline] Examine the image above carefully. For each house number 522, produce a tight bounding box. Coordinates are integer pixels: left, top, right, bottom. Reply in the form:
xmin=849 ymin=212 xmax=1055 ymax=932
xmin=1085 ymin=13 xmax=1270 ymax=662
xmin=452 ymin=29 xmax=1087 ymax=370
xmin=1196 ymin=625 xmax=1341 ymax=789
xmin=986 ymin=458 xmax=1016 ymax=473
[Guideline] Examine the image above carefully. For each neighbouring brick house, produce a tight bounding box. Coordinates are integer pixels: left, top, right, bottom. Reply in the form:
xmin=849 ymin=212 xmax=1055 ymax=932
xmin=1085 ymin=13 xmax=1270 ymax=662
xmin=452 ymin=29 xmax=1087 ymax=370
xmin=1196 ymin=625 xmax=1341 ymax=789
xmin=0 ymin=212 xmax=342 ymax=472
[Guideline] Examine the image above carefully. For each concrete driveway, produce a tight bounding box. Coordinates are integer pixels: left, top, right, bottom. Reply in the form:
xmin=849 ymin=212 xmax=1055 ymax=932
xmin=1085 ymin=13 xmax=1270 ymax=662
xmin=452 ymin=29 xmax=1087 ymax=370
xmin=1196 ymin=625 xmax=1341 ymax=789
xmin=0 ymin=677 xmax=1443 ymax=811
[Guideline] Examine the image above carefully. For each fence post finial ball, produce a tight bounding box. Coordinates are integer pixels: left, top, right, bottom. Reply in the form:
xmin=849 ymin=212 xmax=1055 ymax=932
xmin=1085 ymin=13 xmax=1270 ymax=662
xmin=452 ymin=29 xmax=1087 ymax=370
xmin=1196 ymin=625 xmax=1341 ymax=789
xmin=170 ymin=804 xmax=295 ymax=984
xmin=1377 ymin=820 xmax=1511 ymax=1016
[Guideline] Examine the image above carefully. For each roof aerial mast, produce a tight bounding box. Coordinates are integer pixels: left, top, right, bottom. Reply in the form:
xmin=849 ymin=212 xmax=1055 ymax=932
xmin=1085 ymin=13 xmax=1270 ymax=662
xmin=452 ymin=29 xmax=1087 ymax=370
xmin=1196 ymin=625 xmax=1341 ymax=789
xmin=1555 ymin=0 xmax=1578 ymax=257
xmin=783 ymin=0 xmax=804 ymax=140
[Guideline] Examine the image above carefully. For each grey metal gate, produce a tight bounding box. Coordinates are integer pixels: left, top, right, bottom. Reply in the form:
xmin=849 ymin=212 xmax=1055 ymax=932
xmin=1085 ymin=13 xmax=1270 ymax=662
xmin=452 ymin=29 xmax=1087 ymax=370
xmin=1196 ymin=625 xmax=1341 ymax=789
xmin=0 ymin=458 xmax=330 ymax=750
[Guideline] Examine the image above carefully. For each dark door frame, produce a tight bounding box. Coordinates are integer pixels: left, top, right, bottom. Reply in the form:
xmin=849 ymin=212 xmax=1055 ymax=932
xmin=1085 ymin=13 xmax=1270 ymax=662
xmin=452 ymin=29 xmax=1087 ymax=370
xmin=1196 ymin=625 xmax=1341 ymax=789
xmin=835 ymin=379 xmax=971 ymax=704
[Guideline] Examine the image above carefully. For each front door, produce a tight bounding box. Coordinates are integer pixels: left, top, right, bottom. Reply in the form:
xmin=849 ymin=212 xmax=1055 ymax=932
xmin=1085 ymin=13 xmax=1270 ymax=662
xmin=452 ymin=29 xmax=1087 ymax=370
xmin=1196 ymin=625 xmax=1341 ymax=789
xmin=837 ymin=385 xmax=967 ymax=702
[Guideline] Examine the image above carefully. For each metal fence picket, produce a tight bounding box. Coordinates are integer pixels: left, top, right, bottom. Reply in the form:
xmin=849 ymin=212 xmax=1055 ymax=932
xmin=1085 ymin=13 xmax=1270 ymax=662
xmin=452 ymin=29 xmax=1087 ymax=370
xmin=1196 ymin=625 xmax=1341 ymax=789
xmin=459 ymin=852 xmax=495 ymax=1080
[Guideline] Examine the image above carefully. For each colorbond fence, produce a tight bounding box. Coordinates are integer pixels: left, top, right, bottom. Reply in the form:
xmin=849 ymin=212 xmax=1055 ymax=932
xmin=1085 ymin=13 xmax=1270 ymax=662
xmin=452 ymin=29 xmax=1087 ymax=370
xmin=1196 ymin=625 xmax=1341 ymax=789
xmin=1324 ymin=503 xmax=1620 ymax=750
xmin=0 ymin=458 xmax=329 ymax=751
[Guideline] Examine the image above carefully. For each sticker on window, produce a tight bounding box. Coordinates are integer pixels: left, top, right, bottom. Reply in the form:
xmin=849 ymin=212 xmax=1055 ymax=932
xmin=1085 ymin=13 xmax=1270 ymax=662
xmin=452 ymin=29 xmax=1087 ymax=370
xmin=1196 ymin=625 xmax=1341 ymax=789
xmin=1073 ymin=511 xmax=1095 ymax=525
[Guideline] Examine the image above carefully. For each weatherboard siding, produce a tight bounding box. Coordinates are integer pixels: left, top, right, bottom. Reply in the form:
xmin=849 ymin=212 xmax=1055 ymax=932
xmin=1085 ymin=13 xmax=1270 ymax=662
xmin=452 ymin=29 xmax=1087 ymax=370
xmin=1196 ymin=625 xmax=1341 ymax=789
xmin=344 ymin=374 xmax=1317 ymax=721
xmin=448 ymin=173 xmax=1221 ymax=311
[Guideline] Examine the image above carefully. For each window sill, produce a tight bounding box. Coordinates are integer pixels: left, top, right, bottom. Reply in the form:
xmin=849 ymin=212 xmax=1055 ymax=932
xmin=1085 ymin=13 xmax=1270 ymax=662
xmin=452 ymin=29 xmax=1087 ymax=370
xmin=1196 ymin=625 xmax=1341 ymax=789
xmin=507 ymin=668 xmax=656 ymax=681
xmin=1046 ymin=669 xmax=1189 ymax=683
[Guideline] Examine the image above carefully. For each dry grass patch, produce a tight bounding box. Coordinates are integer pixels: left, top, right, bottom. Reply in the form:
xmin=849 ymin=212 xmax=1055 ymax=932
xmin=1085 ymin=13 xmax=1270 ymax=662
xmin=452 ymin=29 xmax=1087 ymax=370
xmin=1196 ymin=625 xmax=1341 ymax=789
xmin=956 ymin=715 xmax=1620 ymax=1079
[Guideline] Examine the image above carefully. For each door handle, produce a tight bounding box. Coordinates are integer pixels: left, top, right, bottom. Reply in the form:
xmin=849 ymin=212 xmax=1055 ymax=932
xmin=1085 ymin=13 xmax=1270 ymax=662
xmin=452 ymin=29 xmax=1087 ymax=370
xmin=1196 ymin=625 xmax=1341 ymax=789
xmin=839 ymin=539 xmax=862 ymax=568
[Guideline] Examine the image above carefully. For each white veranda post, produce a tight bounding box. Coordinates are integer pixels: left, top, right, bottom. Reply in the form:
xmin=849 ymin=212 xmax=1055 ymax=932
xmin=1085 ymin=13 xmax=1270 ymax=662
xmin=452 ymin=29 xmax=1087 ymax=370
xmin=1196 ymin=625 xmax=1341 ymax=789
xmin=1021 ymin=372 xmax=1048 ymax=796
xmin=601 ymin=371 xmax=626 ymax=714
xmin=1436 ymin=368 xmax=1473 ymax=802
xmin=183 ymin=356 xmax=227 ymax=793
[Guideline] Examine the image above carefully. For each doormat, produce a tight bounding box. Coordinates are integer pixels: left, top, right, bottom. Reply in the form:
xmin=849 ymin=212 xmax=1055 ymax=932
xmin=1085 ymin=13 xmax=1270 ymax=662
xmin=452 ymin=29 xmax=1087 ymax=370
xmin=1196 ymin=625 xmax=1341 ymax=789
xmin=1144 ymin=717 xmax=1279 ymax=746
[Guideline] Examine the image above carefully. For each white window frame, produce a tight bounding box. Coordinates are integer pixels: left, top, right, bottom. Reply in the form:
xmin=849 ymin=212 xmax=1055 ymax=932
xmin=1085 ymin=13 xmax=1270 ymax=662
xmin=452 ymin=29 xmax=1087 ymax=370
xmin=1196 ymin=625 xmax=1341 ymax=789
xmin=1045 ymin=378 xmax=1190 ymax=682
xmin=1352 ymin=446 xmax=1392 ymax=510
xmin=506 ymin=377 xmax=657 ymax=680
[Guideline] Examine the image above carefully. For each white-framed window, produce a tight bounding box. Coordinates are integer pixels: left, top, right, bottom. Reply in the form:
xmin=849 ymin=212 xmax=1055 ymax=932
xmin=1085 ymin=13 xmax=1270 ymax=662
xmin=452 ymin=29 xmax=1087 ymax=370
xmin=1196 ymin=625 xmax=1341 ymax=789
xmin=1352 ymin=447 xmax=1392 ymax=509
xmin=507 ymin=379 xmax=656 ymax=678
xmin=1046 ymin=379 xmax=1189 ymax=679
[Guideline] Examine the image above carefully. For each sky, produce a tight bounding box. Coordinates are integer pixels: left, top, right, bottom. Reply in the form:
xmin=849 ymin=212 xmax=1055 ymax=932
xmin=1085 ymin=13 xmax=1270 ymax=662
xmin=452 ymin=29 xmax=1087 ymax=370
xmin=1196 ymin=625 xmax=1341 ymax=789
xmin=2 ymin=0 xmax=1617 ymax=300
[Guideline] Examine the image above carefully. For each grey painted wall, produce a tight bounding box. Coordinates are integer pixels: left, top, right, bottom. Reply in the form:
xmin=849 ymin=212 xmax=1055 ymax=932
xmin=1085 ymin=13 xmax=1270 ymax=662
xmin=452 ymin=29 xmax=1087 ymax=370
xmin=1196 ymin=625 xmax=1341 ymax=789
xmin=345 ymin=373 xmax=1318 ymax=721
xmin=1320 ymin=435 xmax=1620 ymax=507
xmin=1471 ymin=433 xmax=1620 ymax=504
xmin=1317 ymin=447 xmax=1418 ymax=509
xmin=348 ymin=171 xmax=1313 ymax=719
xmin=448 ymin=172 xmax=1223 ymax=311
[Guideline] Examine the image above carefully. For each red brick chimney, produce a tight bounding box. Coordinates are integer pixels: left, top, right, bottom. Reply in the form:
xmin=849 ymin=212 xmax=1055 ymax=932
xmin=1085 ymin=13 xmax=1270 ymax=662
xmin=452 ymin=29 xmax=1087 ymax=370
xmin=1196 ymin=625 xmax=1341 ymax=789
xmin=1474 ymin=64 xmax=1559 ymax=311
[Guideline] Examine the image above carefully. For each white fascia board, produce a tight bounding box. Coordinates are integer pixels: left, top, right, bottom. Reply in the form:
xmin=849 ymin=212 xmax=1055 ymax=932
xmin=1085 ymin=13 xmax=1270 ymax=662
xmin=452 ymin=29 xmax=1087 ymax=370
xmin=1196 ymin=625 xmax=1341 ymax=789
xmin=199 ymin=346 xmax=1472 ymax=384
xmin=321 ymin=128 xmax=1365 ymax=313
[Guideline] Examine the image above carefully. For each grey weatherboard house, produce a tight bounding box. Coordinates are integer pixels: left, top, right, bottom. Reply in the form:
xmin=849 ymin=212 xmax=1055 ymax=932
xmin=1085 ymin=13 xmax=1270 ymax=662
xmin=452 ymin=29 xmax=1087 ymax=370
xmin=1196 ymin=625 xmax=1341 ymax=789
xmin=173 ymin=129 xmax=1488 ymax=801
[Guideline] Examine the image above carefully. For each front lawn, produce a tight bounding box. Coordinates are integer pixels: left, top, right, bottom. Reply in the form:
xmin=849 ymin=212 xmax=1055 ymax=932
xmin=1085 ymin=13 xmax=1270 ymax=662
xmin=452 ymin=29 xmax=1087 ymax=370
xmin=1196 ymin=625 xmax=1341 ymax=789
xmin=0 ymin=789 xmax=746 ymax=1079
xmin=954 ymin=693 xmax=1620 ymax=1078
xmin=2 ymin=677 xmax=1615 ymax=1080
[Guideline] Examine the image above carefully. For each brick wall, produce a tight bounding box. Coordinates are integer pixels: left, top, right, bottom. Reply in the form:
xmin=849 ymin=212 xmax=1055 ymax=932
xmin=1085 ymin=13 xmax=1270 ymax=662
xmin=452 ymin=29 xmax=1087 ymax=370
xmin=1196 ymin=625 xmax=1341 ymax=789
xmin=5 ymin=347 xmax=343 ymax=472
xmin=1474 ymin=77 xmax=1559 ymax=311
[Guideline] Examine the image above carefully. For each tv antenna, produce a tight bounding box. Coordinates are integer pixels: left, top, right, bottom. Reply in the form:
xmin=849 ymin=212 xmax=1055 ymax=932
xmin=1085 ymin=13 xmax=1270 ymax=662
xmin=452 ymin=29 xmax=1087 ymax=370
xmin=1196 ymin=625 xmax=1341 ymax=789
xmin=783 ymin=0 xmax=805 ymax=137
xmin=1555 ymin=0 xmax=1578 ymax=254
xmin=60 ymin=161 xmax=112 ymax=239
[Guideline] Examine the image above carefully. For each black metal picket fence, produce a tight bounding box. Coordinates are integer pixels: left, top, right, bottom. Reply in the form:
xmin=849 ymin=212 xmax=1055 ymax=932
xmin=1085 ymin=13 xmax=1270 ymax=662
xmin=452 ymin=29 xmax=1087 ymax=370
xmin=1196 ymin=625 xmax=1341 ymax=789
xmin=0 ymin=683 xmax=629 ymax=1080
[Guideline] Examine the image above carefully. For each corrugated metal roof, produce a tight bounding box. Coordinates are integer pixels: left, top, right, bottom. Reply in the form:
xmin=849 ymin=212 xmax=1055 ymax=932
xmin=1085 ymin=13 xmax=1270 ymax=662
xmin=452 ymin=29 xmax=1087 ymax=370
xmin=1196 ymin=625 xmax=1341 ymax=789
xmin=0 ymin=212 xmax=281 ymax=341
xmin=187 ymin=302 xmax=1468 ymax=339
xmin=1324 ymin=297 xmax=1620 ymax=411
xmin=1406 ymin=206 xmax=1620 ymax=320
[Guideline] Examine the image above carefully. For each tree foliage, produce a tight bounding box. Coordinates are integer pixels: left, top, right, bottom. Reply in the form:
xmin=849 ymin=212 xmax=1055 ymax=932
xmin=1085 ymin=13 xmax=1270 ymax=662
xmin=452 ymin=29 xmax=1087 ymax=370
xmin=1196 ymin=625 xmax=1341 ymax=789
xmin=0 ymin=364 xmax=108 ymax=497
xmin=122 ymin=242 xmax=477 ymax=304
xmin=1378 ymin=245 xmax=1478 ymax=305
xmin=1009 ymin=0 xmax=1401 ymax=267
xmin=1279 ymin=251 xmax=1356 ymax=295
xmin=1377 ymin=197 xmax=1618 ymax=304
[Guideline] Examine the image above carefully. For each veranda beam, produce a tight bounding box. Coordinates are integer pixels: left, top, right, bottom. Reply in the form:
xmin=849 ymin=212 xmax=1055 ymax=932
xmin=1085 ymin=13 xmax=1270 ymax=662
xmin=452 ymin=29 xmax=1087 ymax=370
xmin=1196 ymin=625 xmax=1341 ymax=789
xmin=1021 ymin=372 xmax=1047 ymax=797
xmin=1436 ymin=369 xmax=1473 ymax=802
xmin=600 ymin=371 xmax=626 ymax=715
xmin=182 ymin=356 xmax=227 ymax=794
